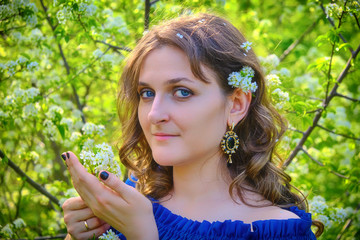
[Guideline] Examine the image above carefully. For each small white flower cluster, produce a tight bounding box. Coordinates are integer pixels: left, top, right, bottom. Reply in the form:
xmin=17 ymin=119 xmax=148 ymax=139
xmin=23 ymin=103 xmax=38 ymax=118
xmin=60 ymin=118 xmax=74 ymax=130
xmin=82 ymin=122 xmax=105 ymax=136
xmin=265 ymin=74 xmax=281 ymax=87
xmin=4 ymin=87 xmax=40 ymax=108
xmin=99 ymin=229 xmax=120 ymax=240
xmin=0 ymin=0 xmax=38 ymax=27
xmin=0 ymin=57 xmax=39 ymax=76
xmin=43 ymin=119 xmax=57 ymax=140
xmin=309 ymin=195 xmax=350 ymax=228
xmin=46 ymin=106 xmax=64 ymax=121
xmin=0 ymin=218 xmax=26 ymax=238
xmin=240 ymin=41 xmax=252 ymax=55
xmin=258 ymin=54 xmax=280 ymax=73
xmin=228 ymin=66 xmax=257 ymax=94
xmin=325 ymin=3 xmax=343 ymax=18
xmin=79 ymin=3 xmax=97 ymax=17
xmin=80 ymin=142 xmax=122 ymax=178
xmin=272 ymin=88 xmax=289 ymax=109
xmin=56 ymin=6 xmax=72 ymax=24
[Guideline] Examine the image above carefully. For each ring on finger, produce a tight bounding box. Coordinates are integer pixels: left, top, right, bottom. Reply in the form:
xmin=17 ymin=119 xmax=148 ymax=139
xmin=84 ymin=220 xmax=89 ymax=231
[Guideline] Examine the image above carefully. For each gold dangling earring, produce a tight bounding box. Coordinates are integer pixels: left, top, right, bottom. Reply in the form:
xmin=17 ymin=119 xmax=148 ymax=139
xmin=220 ymin=122 xmax=239 ymax=164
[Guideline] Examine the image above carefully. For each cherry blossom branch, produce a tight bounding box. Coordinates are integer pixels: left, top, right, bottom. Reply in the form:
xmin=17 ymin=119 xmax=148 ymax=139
xmin=334 ymin=92 xmax=360 ymax=102
xmin=301 ymin=148 xmax=349 ymax=179
xmin=0 ymin=150 xmax=61 ymax=207
xmin=319 ymin=3 xmax=354 ymax=53
xmin=145 ymin=0 xmax=151 ymax=30
xmin=317 ymin=124 xmax=360 ymax=141
xmin=279 ymin=18 xmax=319 ymax=62
xmin=284 ymin=43 xmax=360 ymax=168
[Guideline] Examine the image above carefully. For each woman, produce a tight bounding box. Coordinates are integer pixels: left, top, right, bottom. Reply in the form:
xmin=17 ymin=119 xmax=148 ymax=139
xmin=62 ymin=13 xmax=323 ymax=239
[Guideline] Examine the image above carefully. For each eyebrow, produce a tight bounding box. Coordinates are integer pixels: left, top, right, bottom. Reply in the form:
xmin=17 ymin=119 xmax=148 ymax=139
xmin=138 ymin=77 xmax=195 ymax=87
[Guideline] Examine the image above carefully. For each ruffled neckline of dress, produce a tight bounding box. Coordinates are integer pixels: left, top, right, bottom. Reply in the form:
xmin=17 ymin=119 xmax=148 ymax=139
xmin=152 ymin=202 xmax=314 ymax=239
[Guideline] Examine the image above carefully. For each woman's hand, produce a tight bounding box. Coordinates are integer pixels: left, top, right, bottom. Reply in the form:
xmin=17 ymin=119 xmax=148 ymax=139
xmin=62 ymin=197 xmax=110 ymax=240
xmin=63 ymin=151 xmax=158 ymax=240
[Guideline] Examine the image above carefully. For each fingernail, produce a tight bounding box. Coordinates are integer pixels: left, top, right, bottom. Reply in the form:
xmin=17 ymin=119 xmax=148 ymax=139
xmin=66 ymin=152 xmax=70 ymax=159
xmin=100 ymin=171 xmax=109 ymax=180
xmin=61 ymin=154 xmax=66 ymax=161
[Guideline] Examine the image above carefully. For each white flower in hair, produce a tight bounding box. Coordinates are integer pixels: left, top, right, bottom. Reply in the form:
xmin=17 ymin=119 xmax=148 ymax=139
xmin=176 ymin=33 xmax=183 ymax=39
xmin=241 ymin=41 xmax=252 ymax=52
xmin=228 ymin=66 xmax=257 ymax=94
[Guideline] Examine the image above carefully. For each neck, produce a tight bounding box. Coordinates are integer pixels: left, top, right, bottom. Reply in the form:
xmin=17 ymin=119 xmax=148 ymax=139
xmin=170 ymin=152 xmax=232 ymax=202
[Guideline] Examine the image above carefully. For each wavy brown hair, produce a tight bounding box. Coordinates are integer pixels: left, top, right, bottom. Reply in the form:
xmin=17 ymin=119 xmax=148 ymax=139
xmin=117 ymin=13 xmax=323 ymax=236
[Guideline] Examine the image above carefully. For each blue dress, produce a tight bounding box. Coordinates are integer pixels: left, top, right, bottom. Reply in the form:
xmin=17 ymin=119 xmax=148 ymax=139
xmin=111 ymin=179 xmax=316 ymax=240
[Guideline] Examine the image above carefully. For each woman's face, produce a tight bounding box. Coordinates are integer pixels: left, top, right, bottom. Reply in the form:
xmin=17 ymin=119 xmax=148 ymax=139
xmin=138 ymin=46 xmax=231 ymax=167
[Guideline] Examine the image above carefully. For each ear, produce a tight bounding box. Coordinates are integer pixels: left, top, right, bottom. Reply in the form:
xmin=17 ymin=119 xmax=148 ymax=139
xmin=227 ymin=89 xmax=251 ymax=126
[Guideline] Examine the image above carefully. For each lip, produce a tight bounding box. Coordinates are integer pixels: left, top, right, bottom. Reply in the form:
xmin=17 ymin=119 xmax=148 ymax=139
xmin=153 ymin=133 xmax=179 ymax=141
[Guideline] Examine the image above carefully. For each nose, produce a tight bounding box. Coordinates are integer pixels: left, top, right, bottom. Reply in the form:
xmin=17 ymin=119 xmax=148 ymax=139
xmin=148 ymin=95 xmax=170 ymax=125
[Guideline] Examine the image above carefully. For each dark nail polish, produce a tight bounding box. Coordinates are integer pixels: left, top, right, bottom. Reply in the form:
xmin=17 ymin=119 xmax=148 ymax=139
xmin=61 ymin=154 xmax=66 ymax=161
xmin=66 ymin=152 xmax=70 ymax=159
xmin=100 ymin=171 xmax=109 ymax=180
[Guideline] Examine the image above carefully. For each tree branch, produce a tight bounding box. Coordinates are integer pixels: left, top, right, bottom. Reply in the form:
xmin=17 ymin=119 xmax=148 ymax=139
xmin=0 ymin=150 xmax=61 ymax=207
xmin=284 ymin=43 xmax=360 ymax=168
xmin=317 ymin=124 xmax=360 ymax=141
xmin=301 ymin=148 xmax=349 ymax=179
xmin=94 ymin=40 xmax=132 ymax=52
xmin=288 ymin=127 xmax=305 ymax=135
xmin=145 ymin=0 xmax=151 ymax=30
xmin=354 ymin=14 xmax=360 ymax=30
xmin=279 ymin=18 xmax=319 ymax=62
xmin=335 ymin=92 xmax=360 ymax=102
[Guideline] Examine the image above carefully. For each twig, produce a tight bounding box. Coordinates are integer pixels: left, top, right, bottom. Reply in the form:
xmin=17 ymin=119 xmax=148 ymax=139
xmin=354 ymin=14 xmax=360 ymax=30
xmin=287 ymin=127 xmax=305 ymax=135
xmin=284 ymin=43 xmax=360 ymax=168
xmin=95 ymin=40 xmax=132 ymax=52
xmin=301 ymin=148 xmax=349 ymax=179
xmin=145 ymin=0 xmax=151 ymax=30
xmin=279 ymin=18 xmax=319 ymax=62
xmin=0 ymin=150 xmax=60 ymax=207
xmin=336 ymin=203 xmax=360 ymax=240
xmin=319 ymin=3 xmax=354 ymax=53
xmin=335 ymin=92 xmax=360 ymax=102
xmin=317 ymin=124 xmax=360 ymax=141
xmin=150 ymin=0 xmax=160 ymax=6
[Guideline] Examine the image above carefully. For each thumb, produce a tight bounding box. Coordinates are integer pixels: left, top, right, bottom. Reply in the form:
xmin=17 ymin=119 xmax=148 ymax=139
xmin=98 ymin=171 xmax=139 ymax=203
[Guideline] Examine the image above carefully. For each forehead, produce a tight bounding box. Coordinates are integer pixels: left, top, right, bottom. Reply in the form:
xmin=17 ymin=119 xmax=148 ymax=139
xmin=138 ymin=45 xmax=215 ymax=85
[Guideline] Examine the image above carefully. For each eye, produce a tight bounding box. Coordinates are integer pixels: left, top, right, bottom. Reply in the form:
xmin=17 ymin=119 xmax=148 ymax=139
xmin=174 ymin=88 xmax=192 ymax=98
xmin=139 ymin=89 xmax=155 ymax=99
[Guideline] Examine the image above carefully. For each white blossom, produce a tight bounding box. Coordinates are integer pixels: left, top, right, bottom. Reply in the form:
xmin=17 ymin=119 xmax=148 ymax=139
xmin=57 ymin=6 xmax=72 ymax=24
xmin=6 ymin=60 xmax=17 ymax=76
xmin=23 ymin=103 xmax=38 ymax=118
xmin=70 ymin=132 xmax=82 ymax=142
xmin=316 ymin=214 xmax=332 ymax=228
xmin=265 ymin=74 xmax=281 ymax=87
xmin=82 ymin=122 xmax=105 ymax=136
xmin=99 ymin=229 xmax=120 ymax=240
xmin=93 ymin=49 xmax=103 ymax=58
xmin=228 ymin=66 xmax=257 ymax=93
xmin=1 ymin=224 xmax=13 ymax=238
xmin=279 ymin=68 xmax=290 ymax=77
xmin=330 ymin=208 xmax=348 ymax=223
xmin=60 ymin=118 xmax=73 ymax=130
xmin=240 ymin=41 xmax=252 ymax=53
xmin=47 ymin=106 xmax=64 ymax=121
xmin=27 ymin=61 xmax=39 ymax=72
xmin=310 ymin=196 xmax=328 ymax=214
xmin=25 ymin=14 xmax=38 ymax=27
xmin=13 ymin=218 xmax=26 ymax=229
xmin=43 ymin=119 xmax=57 ymax=140
xmin=79 ymin=3 xmax=97 ymax=17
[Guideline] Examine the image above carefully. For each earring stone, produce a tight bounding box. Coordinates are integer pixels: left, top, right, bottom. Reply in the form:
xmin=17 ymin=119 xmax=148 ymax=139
xmin=221 ymin=123 xmax=240 ymax=164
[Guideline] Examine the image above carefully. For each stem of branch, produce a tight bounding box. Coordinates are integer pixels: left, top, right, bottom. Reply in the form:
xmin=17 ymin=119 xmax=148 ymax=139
xmin=335 ymin=92 xmax=360 ymax=102
xmin=0 ymin=150 xmax=60 ymax=207
xmin=317 ymin=124 xmax=360 ymax=141
xmin=94 ymin=40 xmax=132 ymax=52
xmin=279 ymin=18 xmax=319 ymax=62
xmin=301 ymin=148 xmax=349 ymax=179
xmin=354 ymin=14 xmax=360 ymax=30
xmin=145 ymin=0 xmax=151 ymax=30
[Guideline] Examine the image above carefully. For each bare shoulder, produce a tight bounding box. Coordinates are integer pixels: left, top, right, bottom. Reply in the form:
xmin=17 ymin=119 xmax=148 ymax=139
xmin=259 ymin=206 xmax=301 ymax=220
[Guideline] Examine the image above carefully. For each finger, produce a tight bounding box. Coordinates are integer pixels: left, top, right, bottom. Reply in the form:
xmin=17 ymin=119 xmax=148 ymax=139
xmin=99 ymin=171 xmax=138 ymax=203
xmin=85 ymin=216 xmax=107 ymax=230
xmin=77 ymin=223 xmax=110 ymax=240
xmin=65 ymin=151 xmax=102 ymax=200
xmin=62 ymin=197 xmax=88 ymax=211
xmin=64 ymin=207 xmax=95 ymax=226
